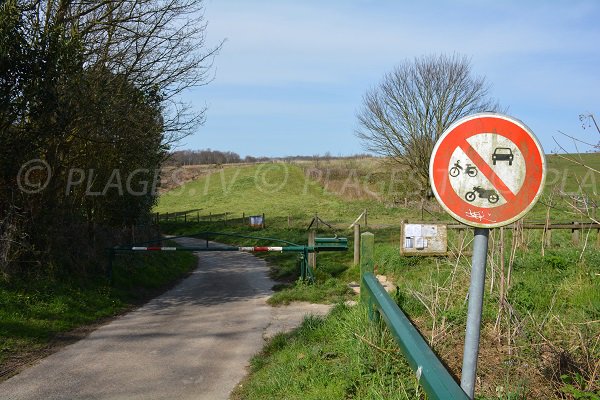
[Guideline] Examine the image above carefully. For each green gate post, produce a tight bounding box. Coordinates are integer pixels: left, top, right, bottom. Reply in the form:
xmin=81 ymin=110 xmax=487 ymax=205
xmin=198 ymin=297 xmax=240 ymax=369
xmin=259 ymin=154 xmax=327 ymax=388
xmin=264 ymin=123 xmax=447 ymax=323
xmin=360 ymin=232 xmax=374 ymax=304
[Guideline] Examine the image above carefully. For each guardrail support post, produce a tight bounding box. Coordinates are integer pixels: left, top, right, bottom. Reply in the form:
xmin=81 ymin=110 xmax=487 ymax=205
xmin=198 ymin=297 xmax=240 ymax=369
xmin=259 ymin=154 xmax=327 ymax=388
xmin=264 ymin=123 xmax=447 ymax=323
xmin=359 ymin=232 xmax=374 ymax=304
xmin=353 ymin=224 xmax=361 ymax=265
xmin=460 ymin=228 xmax=489 ymax=399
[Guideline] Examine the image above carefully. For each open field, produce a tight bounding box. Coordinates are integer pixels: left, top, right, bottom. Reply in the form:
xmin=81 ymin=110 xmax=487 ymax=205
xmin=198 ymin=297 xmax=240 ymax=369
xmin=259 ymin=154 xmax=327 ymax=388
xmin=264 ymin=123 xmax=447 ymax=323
xmin=157 ymin=155 xmax=600 ymax=399
xmin=156 ymin=161 xmax=419 ymax=225
xmin=157 ymin=154 xmax=600 ymax=225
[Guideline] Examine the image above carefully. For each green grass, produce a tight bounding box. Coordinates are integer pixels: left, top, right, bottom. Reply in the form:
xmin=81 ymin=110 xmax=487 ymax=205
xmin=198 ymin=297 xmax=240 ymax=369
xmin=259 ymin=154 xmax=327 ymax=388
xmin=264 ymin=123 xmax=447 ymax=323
xmin=157 ymin=163 xmax=346 ymax=217
xmin=232 ymin=304 xmax=420 ymax=400
xmin=0 ymin=247 xmax=196 ymax=370
xmin=268 ymin=278 xmax=351 ymax=306
xmin=546 ymin=153 xmax=600 ymax=194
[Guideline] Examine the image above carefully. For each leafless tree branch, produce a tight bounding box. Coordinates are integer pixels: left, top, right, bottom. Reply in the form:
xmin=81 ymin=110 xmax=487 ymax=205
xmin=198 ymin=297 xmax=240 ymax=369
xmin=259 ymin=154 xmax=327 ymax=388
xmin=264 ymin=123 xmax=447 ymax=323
xmin=356 ymin=54 xmax=501 ymax=191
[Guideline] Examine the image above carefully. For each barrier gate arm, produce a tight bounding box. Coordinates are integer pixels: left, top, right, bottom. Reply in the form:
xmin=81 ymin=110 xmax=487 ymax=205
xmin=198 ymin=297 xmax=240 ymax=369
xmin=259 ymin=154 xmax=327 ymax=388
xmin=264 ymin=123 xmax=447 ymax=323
xmin=123 ymin=245 xmax=344 ymax=252
xmin=107 ymin=233 xmax=348 ymax=281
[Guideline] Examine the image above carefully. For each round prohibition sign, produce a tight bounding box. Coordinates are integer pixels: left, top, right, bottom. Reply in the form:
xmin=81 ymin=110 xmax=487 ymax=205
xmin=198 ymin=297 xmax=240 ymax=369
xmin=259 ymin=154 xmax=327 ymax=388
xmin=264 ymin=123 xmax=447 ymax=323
xmin=429 ymin=113 xmax=546 ymax=228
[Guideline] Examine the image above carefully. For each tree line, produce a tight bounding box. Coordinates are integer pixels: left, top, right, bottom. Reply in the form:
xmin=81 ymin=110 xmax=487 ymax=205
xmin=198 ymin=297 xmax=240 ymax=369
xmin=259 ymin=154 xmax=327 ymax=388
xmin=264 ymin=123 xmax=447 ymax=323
xmin=0 ymin=0 xmax=220 ymax=278
xmin=165 ymin=150 xmax=373 ymax=166
xmin=165 ymin=149 xmax=270 ymax=166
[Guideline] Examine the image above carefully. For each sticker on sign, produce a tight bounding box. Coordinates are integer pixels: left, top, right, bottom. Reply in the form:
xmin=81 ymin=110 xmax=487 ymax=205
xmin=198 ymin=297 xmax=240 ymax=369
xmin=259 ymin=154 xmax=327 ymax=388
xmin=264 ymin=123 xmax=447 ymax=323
xmin=429 ymin=112 xmax=546 ymax=228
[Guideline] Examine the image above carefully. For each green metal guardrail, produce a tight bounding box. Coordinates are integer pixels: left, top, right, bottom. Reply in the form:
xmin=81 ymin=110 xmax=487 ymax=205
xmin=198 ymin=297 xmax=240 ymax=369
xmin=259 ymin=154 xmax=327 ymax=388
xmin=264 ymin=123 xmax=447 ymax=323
xmin=108 ymin=231 xmax=348 ymax=283
xmin=359 ymin=232 xmax=469 ymax=400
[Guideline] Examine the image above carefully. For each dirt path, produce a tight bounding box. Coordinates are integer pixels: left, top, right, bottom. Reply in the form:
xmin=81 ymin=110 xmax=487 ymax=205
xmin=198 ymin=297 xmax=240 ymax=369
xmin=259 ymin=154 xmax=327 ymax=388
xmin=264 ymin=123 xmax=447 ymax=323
xmin=0 ymin=238 xmax=332 ymax=400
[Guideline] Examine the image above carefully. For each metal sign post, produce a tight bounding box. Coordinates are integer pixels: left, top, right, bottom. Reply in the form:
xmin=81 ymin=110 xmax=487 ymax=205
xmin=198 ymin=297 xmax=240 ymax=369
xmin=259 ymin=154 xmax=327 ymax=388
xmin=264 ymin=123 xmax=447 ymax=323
xmin=460 ymin=228 xmax=489 ymax=398
xmin=429 ymin=113 xmax=546 ymax=399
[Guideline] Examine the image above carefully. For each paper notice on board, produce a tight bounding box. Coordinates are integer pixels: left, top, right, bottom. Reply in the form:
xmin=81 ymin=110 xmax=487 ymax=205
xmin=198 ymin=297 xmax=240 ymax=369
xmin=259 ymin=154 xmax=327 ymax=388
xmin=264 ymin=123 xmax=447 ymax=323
xmin=422 ymin=225 xmax=437 ymax=237
xmin=415 ymin=236 xmax=425 ymax=249
xmin=405 ymin=224 xmax=422 ymax=237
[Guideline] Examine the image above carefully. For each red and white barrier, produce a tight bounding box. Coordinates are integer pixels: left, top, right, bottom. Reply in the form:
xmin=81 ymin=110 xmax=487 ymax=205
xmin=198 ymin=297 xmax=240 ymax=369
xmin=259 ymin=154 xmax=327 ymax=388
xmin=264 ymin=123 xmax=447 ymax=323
xmin=238 ymin=246 xmax=283 ymax=252
xmin=131 ymin=247 xmax=177 ymax=251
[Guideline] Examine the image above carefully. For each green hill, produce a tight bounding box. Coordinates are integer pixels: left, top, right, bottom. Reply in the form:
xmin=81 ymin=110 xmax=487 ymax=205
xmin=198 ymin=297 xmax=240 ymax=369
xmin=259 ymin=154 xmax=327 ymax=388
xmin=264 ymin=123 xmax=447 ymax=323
xmin=156 ymin=162 xmax=406 ymax=223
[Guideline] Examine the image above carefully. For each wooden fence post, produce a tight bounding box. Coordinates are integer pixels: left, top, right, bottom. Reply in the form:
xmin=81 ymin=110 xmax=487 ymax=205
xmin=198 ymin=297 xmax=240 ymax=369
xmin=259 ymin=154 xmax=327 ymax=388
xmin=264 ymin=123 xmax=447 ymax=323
xmin=308 ymin=229 xmax=316 ymax=270
xmin=354 ymin=224 xmax=361 ymax=265
xmin=359 ymin=232 xmax=374 ymax=303
xmin=572 ymin=221 xmax=580 ymax=246
xmin=544 ymin=227 xmax=552 ymax=248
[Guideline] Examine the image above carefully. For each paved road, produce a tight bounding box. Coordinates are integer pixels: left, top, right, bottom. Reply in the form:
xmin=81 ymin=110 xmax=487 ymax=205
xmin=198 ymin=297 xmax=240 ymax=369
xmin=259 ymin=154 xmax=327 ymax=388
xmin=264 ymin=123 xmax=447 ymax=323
xmin=0 ymin=238 xmax=321 ymax=400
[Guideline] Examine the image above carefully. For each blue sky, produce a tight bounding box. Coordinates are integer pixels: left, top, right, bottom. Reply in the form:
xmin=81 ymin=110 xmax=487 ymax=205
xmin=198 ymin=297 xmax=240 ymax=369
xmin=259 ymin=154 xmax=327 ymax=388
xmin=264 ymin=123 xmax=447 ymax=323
xmin=177 ymin=0 xmax=600 ymax=157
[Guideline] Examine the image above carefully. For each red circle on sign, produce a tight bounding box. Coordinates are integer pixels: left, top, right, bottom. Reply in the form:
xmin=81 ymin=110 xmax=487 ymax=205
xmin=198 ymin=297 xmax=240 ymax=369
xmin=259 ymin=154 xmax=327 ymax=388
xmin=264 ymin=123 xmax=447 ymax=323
xmin=429 ymin=113 xmax=546 ymax=228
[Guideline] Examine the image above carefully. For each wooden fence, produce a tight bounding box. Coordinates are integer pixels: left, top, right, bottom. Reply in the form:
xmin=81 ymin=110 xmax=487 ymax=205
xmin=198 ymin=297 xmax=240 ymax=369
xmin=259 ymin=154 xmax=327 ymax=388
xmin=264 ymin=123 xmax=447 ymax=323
xmin=448 ymin=221 xmax=600 ymax=248
xmin=155 ymin=211 xmax=266 ymax=228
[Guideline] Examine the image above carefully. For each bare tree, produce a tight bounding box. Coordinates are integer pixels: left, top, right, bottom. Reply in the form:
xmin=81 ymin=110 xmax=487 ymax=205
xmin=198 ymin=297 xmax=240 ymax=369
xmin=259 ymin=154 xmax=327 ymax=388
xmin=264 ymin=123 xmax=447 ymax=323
xmin=356 ymin=54 xmax=500 ymax=190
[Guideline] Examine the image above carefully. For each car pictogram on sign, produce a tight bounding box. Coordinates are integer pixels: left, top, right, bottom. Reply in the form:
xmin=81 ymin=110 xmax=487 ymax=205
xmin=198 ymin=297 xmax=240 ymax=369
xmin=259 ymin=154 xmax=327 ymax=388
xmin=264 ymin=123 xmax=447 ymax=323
xmin=492 ymin=147 xmax=514 ymax=165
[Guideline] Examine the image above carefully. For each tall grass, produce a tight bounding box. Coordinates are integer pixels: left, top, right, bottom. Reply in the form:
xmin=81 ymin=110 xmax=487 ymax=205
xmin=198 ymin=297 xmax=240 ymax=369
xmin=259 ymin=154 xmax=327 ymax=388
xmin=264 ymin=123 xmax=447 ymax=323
xmin=232 ymin=304 xmax=421 ymax=400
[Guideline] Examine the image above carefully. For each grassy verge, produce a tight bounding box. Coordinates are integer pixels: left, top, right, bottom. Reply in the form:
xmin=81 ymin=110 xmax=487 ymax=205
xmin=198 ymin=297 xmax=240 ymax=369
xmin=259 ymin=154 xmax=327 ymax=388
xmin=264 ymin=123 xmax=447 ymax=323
xmin=0 ymin=246 xmax=197 ymax=378
xmin=231 ymin=304 xmax=421 ymax=400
